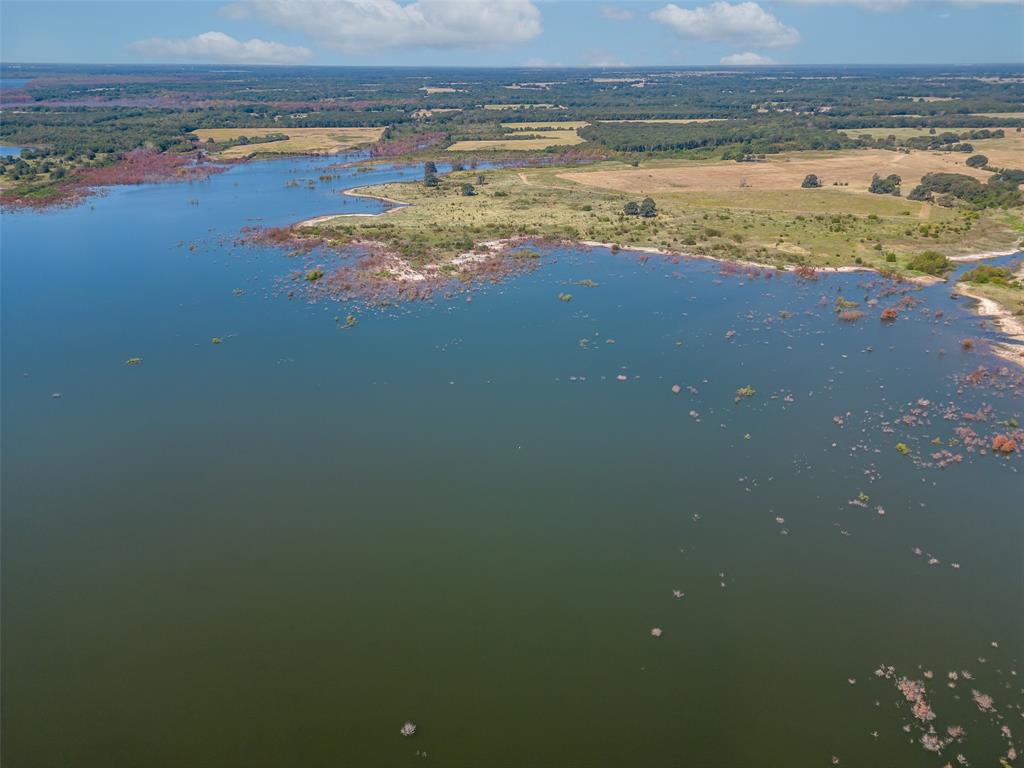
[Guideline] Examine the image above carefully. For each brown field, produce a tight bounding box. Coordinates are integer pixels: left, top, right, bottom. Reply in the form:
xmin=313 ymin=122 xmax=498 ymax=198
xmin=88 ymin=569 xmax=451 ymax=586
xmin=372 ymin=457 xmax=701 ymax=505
xmin=500 ymin=121 xmax=589 ymax=131
xmin=448 ymin=125 xmax=585 ymax=152
xmin=599 ymin=118 xmax=724 ymax=125
xmin=192 ymin=127 xmax=385 ymax=157
xmin=557 ymin=148 xmax=997 ymax=194
xmin=843 ymin=127 xmax=1024 ymax=168
xmin=420 ymin=87 xmax=459 ymax=94
xmin=967 ymin=131 xmax=1024 ymax=168
xmin=972 ymin=112 xmax=1024 ymax=119
xmin=483 ymin=103 xmax=559 ymax=110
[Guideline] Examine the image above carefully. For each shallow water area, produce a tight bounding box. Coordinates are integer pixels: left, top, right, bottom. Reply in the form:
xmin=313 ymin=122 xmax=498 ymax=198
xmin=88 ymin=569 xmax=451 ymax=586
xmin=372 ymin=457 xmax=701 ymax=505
xmin=2 ymin=156 xmax=1021 ymax=766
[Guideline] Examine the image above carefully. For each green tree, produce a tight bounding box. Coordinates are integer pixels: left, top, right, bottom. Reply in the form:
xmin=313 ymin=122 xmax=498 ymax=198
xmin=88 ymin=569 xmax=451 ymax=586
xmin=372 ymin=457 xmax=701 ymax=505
xmin=965 ymin=154 xmax=988 ymax=168
xmin=801 ymin=174 xmax=822 ymax=188
xmin=423 ymin=161 xmax=438 ymax=187
xmin=623 ymin=200 xmax=639 ymax=216
xmin=640 ymin=197 xmax=657 ymax=217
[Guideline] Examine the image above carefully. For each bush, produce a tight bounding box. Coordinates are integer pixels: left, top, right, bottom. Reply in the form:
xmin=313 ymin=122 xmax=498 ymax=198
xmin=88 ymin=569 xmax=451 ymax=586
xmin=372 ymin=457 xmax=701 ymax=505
xmin=640 ymin=197 xmax=657 ymax=218
xmin=958 ymin=264 xmax=1016 ymax=285
xmin=907 ymin=250 xmax=953 ymax=276
xmin=801 ymin=174 xmax=822 ymax=188
xmin=965 ymin=154 xmax=988 ymax=168
xmin=461 ymin=183 xmax=476 ymax=196
xmin=623 ymin=201 xmax=639 ymax=216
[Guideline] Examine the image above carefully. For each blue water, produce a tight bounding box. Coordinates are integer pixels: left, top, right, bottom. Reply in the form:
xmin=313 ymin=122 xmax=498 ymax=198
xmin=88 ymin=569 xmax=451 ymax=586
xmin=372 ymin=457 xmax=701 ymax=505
xmin=2 ymin=157 xmax=1021 ymax=766
xmin=0 ymin=77 xmax=31 ymax=91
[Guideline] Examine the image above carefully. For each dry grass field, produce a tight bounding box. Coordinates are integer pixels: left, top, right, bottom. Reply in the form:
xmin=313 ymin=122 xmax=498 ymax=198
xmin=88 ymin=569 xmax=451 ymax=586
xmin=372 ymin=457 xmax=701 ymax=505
xmin=483 ymin=103 xmax=558 ymax=110
xmin=842 ymin=127 xmax=1024 ymax=167
xmin=448 ymin=122 xmax=585 ymax=152
xmin=599 ymin=118 xmax=725 ymax=125
xmin=557 ymin=148 xmax=1001 ymax=194
xmin=192 ymin=127 xmax=385 ymax=158
xmin=501 ymin=121 xmax=589 ymax=131
xmin=971 ymin=112 xmax=1024 ymax=120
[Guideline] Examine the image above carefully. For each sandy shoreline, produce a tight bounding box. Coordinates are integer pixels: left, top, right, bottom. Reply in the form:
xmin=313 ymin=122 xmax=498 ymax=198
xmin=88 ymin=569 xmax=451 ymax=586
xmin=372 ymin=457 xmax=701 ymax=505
xmin=296 ymin=189 xmax=409 ymax=227
xmin=954 ymin=265 xmax=1024 ymax=367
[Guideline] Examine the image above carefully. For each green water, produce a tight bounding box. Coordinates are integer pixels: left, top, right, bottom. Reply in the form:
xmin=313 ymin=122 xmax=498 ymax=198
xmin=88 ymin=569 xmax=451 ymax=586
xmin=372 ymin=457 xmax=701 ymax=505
xmin=2 ymin=158 xmax=1021 ymax=766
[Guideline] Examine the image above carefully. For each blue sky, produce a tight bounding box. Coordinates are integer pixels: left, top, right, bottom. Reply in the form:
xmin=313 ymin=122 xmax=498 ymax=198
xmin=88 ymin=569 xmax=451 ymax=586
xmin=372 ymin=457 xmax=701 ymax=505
xmin=2 ymin=1 xmax=1022 ymax=67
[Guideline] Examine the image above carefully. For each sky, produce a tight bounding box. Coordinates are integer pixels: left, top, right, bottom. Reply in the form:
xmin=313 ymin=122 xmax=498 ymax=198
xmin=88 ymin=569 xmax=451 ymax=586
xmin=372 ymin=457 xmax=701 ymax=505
xmin=1 ymin=0 xmax=1022 ymax=68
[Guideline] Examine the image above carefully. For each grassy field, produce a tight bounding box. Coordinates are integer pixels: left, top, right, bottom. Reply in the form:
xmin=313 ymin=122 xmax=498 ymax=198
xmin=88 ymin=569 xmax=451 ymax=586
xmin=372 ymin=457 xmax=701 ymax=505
xmin=447 ymin=123 xmax=586 ymax=152
xmin=841 ymin=127 xmax=1024 ymax=168
xmin=483 ymin=103 xmax=558 ymax=110
xmin=963 ymin=131 xmax=1024 ymax=168
xmin=843 ymin=127 xmax=970 ymax=139
xmin=297 ymin=156 xmax=1023 ymax=278
xmin=972 ymin=112 xmax=1024 ymax=120
xmin=599 ymin=118 xmax=725 ymax=125
xmin=501 ymin=121 xmax=589 ymax=131
xmin=557 ymin=149 xmax=996 ymax=194
xmin=192 ymin=127 xmax=385 ymax=158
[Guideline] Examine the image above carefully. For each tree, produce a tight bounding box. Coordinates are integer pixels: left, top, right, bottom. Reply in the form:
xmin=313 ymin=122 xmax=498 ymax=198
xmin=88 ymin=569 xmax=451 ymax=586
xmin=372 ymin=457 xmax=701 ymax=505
xmin=965 ymin=154 xmax=988 ymax=168
xmin=801 ymin=174 xmax=822 ymax=188
xmin=869 ymin=174 xmax=901 ymax=196
xmin=461 ymin=183 xmax=476 ymax=196
xmin=640 ymin=197 xmax=657 ymax=217
xmin=907 ymin=250 xmax=953 ymax=276
xmin=623 ymin=201 xmax=640 ymax=216
xmin=423 ymin=161 xmax=438 ymax=187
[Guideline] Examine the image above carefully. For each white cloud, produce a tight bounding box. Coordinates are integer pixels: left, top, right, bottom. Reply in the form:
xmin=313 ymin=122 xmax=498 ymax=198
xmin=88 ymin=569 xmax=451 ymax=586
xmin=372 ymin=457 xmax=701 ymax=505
xmin=720 ymin=51 xmax=776 ymax=64
xmin=129 ymin=31 xmax=313 ymax=64
xmin=651 ymin=2 xmax=800 ymax=48
xmin=600 ymin=5 xmax=635 ymax=21
xmin=777 ymin=0 xmax=1016 ymax=6
xmin=582 ymin=48 xmax=626 ymax=67
xmin=220 ymin=0 xmax=542 ymax=53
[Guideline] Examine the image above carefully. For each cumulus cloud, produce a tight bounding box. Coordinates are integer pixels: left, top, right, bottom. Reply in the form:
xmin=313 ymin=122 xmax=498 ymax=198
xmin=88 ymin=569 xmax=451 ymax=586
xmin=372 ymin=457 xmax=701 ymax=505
xmin=721 ymin=51 xmax=777 ymax=64
xmin=129 ymin=31 xmax=312 ymax=64
xmin=779 ymin=0 xmax=1016 ymax=5
xmin=220 ymin=0 xmax=542 ymax=53
xmin=650 ymin=2 xmax=800 ymax=48
xmin=721 ymin=51 xmax=778 ymax=65
xmin=600 ymin=5 xmax=635 ymax=21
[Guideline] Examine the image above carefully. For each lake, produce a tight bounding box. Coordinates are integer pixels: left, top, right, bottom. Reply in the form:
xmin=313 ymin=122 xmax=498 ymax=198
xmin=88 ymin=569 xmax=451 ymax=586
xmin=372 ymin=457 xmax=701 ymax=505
xmin=2 ymin=156 xmax=1021 ymax=766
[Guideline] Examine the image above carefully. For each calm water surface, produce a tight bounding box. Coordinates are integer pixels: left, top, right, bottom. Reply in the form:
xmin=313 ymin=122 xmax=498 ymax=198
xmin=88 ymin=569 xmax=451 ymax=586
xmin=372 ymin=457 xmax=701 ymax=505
xmin=2 ymin=157 xmax=1021 ymax=766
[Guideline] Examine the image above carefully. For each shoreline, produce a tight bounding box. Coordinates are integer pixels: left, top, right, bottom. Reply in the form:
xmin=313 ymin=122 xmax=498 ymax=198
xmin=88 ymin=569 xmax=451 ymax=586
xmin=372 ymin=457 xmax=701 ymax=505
xmin=296 ymin=188 xmax=409 ymax=227
xmin=955 ymin=268 xmax=1024 ymax=367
